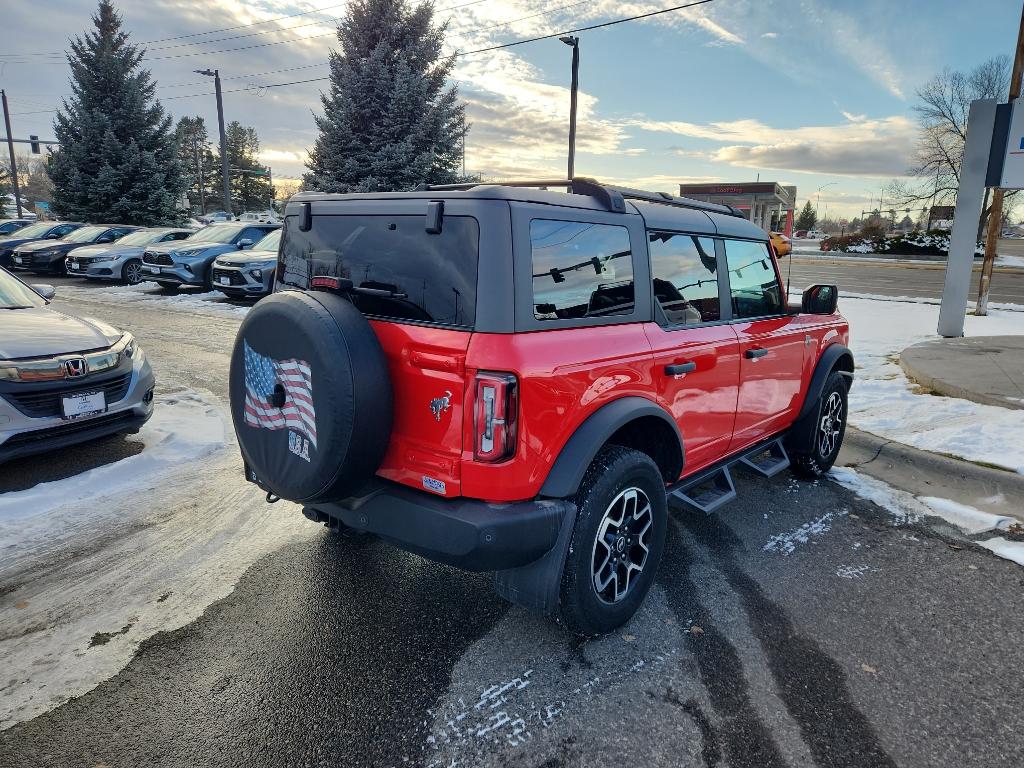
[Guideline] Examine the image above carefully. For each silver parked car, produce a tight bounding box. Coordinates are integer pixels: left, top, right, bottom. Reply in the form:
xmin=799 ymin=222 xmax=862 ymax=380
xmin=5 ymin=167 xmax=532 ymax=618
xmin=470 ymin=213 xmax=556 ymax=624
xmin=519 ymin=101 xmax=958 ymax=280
xmin=66 ymin=227 xmax=196 ymax=284
xmin=0 ymin=267 xmax=155 ymax=464
xmin=210 ymin=228 xmax=281 ymax=298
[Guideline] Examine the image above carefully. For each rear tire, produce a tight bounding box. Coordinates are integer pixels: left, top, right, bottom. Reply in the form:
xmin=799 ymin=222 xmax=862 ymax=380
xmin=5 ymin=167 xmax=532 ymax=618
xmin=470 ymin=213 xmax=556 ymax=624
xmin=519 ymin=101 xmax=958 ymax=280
xmin=558 ymin=445 xmax=667 ymax=636
xmin=790 ymin=371 xmax=848 ymax=479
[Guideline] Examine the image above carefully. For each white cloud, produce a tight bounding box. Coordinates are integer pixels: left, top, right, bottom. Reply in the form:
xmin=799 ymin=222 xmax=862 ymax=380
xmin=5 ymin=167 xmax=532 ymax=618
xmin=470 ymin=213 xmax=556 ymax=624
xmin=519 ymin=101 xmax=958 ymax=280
xmin=760 ymin=31 xmax=778 ymax=39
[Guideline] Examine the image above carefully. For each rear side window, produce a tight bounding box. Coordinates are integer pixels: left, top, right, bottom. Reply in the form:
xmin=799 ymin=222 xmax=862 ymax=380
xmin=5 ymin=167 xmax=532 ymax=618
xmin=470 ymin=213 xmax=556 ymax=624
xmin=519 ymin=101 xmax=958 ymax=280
xmin=279 ymin=215 xmax=479 ymax=328
xmin=648 ymin=232 xmax=720 ymax=325
xmin=724 ymin=239 xmax=783 ymax=319
xmin=530 ymin=220 xmax=634 ymax=320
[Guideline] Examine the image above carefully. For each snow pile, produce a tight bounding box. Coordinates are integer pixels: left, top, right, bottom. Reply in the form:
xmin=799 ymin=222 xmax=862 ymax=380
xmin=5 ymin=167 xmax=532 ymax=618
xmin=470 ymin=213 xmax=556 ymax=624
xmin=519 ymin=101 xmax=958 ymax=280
xmin=0 ymin=390 xmax=224 ymax=527
xmin=830 ymin=467 xmax=1024 ymax=569
xmin=838 ymin=295 xmax=1024 ymax=474
xmin=57 ymin=282 xmax=252 ymax=317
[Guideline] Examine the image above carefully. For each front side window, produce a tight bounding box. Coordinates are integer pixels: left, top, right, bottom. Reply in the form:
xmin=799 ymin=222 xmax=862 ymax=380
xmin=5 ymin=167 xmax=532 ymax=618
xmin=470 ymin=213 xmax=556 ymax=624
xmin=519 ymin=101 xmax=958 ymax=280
xmin=724 ymin=239 xmax=783 ymax=319
xmin=530 ymin=220 xmax=634 ymax=321
xmin=648 ymin=232 xmax=720 ymax=325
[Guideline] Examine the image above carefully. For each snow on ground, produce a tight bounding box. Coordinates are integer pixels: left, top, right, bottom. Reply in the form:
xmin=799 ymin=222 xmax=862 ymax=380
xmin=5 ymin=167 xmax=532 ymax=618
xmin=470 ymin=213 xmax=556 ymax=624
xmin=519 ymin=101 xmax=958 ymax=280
xmin=56 ymin=281 xmax=252 ymax=317
xmin=998 ymin=254 xmax=1024 ymax=268
xmin=0 ymin=389 xmax=314 ymax=729
xmin=833 ymin=293 xmax=1024 ymax=474
xmin=829 ymin=467 xmax=1024 ymax=568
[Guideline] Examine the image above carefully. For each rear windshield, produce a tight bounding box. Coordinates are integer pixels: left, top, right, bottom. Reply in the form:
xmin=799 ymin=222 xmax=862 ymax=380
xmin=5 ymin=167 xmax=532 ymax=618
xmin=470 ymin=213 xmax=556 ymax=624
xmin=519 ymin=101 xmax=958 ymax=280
xmin=278 ymin=215 xmax=479 ymax=328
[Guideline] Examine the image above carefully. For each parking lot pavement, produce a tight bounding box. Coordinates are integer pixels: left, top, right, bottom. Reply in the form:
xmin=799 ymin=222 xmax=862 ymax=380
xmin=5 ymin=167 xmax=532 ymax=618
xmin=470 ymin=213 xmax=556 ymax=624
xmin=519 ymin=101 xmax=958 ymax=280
xmin=2 ymin=281 xmax=1024 ymax=766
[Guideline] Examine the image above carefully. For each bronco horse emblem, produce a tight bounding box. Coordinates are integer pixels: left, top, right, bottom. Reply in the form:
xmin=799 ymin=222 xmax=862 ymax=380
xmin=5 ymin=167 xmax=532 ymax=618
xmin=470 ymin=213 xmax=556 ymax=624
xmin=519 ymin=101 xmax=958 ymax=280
xmin=429 ymin=390 xmax=453 ymax=422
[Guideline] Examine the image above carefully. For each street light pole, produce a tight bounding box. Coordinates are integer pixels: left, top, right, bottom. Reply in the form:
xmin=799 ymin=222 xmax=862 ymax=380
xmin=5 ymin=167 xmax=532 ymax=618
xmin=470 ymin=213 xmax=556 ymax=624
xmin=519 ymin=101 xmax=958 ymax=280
xmin=560 ymin=36 xmax=579 ymax=180
xmin=815 ymin=181 xmax=836 ymax=221
xmin=1 ymin=90 xmax=23 ymax=217
xmin=196 ymin=69 xmax=232 ymax=215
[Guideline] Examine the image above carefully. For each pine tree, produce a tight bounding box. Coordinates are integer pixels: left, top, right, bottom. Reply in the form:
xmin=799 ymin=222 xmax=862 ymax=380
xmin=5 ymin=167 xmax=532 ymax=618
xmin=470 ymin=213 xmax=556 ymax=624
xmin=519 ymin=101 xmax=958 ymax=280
xmin=795 ymin=201 xmax=818 ymax=231
xmin=48 ymin=1 xmax=184 ymax=224
xmin=306 ymin=0 xmax=467 ymax=192
xmin=207 ymin=121 xmax=274 ymax=214
xmin=175 ymin=116 xmax=216 ymax=215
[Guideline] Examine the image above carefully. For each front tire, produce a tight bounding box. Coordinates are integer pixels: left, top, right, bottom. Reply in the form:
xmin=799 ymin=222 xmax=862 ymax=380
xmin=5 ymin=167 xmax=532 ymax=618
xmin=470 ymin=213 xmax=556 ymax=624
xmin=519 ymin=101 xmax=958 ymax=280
xmin=558 ymin=445 xmax=667 ymax=636
xmin=122 ymin=258 xmax=143 ymax=285
xmin=790 ymin=371 xmax=848 ymax=478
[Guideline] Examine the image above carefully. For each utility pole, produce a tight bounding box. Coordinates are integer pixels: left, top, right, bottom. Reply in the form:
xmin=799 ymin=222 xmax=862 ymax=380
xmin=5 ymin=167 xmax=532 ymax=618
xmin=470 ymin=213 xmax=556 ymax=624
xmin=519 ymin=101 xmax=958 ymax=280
xmin=196 ymin=69 xmax=232 ymax=215
xmin=1 ymin=90 xmax=23 ymax=217
xmin=560 ymin=36 xmax=579 ymax=180
xmin=977 ymin=3 xmax=1024 ymax=315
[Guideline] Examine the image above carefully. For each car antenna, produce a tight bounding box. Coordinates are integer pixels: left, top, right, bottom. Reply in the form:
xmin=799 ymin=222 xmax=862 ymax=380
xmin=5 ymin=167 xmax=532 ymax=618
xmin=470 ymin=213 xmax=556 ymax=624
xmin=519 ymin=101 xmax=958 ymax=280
xmin=786 ymin=246 xmax=794 ymax=301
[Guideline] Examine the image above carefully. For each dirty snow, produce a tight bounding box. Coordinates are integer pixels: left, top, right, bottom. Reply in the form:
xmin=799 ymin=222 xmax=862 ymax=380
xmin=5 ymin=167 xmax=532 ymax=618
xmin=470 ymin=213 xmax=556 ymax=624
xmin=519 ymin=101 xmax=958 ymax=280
xmin=56 ymin=281 xmax=252 ymax=317
xmin=763 ymin=509 xmax=848 ymax=555
xmin=978 ymin=537 xmax=1024 ymax=566
xmin=0 ymin=390 xmax=314 ymax=730
xmin=836 ymin=294 xmax=1024 ymax=474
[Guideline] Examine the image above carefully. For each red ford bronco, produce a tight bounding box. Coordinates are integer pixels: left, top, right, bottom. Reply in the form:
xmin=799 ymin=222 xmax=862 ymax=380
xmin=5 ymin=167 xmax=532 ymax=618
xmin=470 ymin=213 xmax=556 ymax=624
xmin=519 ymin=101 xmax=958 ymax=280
xmin=229 ymin=179 xmax=852 ymax=635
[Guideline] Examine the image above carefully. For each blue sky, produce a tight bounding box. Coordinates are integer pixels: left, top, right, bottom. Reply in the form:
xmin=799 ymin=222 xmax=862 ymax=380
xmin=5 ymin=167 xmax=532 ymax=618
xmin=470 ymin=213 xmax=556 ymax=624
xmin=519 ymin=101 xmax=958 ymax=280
xmin=1 ymin=0 xmax=1020 ymax=218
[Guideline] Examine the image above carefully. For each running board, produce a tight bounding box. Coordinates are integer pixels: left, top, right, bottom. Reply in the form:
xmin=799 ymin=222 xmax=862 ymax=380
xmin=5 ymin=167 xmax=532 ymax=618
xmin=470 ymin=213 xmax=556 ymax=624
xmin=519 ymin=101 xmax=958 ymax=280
xmin=670 ymin=466 xmax=737 ymax=515
xmin=738 ymin=438 xmax=790 ymax=478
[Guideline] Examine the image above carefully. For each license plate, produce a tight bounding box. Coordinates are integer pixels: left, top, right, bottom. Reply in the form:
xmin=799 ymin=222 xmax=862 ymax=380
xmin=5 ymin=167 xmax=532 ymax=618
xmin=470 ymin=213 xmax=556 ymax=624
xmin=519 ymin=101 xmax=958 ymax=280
xmin=144 ymin=266 xmax=161 ymax=274
xmin=218 ymin=276 xmax=230 ymax=285
xmin=69 ymin=262 xmax=79 ymax=270
xmin=61 ymin=390 xmax=106 ymax=420
xmin=13 ymin=257 xmax=22 ymax=264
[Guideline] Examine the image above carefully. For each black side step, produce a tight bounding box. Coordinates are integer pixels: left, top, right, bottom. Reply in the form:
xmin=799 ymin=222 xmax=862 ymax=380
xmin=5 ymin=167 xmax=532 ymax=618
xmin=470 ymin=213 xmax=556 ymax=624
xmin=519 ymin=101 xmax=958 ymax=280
xmin=738 ymin=438 xmax=790 ymax=478
xmin=670 ymin=466 xmax=737 ymax=515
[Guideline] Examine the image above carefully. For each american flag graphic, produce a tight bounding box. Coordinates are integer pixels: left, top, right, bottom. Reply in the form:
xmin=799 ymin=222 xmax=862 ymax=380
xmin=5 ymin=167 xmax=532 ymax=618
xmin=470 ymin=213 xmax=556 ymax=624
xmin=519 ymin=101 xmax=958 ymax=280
xmin=243 ymin=340 xmax=318 ymax=448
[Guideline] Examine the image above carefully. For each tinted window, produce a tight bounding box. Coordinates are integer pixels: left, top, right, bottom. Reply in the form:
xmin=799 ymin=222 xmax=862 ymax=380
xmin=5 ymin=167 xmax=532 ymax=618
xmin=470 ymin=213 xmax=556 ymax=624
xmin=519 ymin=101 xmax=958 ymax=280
xmin=52 ymin=224 xmax=79 ymax=237
xmin=530 ymin=220 xmax=633 ymax=321
xmin=724 ymin=239 xmax=782 ymax=319
xmin=648 ymin=232 xmax=720 ymax=325
xmin=279 ymin=215 xmax=478 ymax=328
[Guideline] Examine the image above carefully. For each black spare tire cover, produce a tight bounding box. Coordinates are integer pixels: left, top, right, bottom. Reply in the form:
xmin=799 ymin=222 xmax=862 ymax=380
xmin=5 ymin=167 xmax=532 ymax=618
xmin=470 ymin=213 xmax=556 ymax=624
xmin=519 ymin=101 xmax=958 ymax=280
xmin=229 ymin=290 xmax=393 ymax=504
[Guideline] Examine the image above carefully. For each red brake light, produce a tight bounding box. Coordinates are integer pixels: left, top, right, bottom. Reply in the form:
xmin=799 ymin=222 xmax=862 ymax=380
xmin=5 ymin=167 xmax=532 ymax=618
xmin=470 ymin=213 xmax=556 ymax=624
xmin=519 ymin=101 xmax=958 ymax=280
xmin=474 ymin=371 xmax=518 ymax=462
xmin=311 ymin=276 xmax=343 ymax=291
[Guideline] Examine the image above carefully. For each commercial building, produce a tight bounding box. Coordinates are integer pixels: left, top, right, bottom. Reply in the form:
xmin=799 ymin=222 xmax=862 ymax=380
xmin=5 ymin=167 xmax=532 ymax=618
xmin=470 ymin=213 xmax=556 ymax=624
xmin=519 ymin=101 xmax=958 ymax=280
xmin=678 ymin=182 xmax=797 ymax=236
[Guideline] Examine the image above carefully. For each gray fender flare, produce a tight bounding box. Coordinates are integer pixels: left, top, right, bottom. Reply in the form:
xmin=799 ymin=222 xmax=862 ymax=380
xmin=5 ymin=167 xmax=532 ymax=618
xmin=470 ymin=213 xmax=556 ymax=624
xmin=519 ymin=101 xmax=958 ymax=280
xmin=539 ymin=396 xmax=684 ymax=498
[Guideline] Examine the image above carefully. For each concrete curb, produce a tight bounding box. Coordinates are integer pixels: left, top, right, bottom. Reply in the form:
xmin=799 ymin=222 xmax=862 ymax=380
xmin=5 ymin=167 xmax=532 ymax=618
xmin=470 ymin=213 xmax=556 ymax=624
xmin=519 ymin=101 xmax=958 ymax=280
xmin=838 ymin=428 xmax=1024 ymax=522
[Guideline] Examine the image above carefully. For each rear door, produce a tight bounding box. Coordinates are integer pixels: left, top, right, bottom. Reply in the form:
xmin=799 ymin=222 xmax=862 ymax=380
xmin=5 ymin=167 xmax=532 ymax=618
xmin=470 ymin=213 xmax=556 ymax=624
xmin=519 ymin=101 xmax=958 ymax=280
xmin=643 ymin=231 xmax=740 ymax=475
xmin=277 ymin=201 xmax=483 ymax=497
xmin=723 ymin=238 xmax=806 ymax=450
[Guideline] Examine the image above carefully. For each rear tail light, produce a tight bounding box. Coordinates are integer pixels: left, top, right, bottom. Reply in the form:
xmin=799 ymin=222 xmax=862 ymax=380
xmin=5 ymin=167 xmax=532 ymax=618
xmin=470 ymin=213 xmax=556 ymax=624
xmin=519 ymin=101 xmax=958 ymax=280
xmin=474 ymin=371 xmax=518 ymax=462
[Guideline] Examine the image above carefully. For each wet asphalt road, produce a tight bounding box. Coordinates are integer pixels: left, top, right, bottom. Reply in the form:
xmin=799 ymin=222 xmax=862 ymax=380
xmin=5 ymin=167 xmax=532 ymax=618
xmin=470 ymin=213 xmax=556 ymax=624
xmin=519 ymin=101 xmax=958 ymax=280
xmin=2 ymin=278 xmax=1024 ymax=767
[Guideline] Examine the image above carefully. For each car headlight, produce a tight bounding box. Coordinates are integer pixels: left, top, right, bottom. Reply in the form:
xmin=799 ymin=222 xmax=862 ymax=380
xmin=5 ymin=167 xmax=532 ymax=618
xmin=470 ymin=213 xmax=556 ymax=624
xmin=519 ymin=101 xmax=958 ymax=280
xmin=175 ymin=248 xmax=206 ymax=259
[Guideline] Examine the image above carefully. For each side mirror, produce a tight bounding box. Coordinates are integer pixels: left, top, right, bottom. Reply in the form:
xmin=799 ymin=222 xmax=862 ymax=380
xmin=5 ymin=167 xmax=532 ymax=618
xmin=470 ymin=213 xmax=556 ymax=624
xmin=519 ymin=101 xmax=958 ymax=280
xmin=802 ymin=284 xmax=838 ymax=315
xmin=97 ymin=235 xmax=115 ymax=243
xmin=33 ymin=284 xmax=56 ymax=300
xmin=46 ymin=233 xmax=60 ymax=239
xmin=237 ymin=239 xmax=253 ymax=249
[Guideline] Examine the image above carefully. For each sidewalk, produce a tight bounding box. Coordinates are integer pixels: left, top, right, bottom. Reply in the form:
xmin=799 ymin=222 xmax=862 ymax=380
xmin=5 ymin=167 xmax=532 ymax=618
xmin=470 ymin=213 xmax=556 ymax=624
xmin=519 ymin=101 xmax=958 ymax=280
xmin=900 ymin=336 xmax=1024 ymax=410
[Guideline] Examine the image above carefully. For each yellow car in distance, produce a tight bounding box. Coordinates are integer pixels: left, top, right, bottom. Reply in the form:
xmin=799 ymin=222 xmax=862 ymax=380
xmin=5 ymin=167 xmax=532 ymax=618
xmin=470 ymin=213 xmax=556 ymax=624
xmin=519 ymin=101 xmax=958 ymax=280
xmin=770 ymin=231 xmax=792 ymax=257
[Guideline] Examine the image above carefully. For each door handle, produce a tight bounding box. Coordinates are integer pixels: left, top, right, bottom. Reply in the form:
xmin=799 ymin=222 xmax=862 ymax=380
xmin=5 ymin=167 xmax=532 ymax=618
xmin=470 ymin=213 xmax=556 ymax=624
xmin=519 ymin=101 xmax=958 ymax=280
xmin=745 ymin=348 xmax=768 ymax=359
xmin=665 ymin=361 xmax=697 ymax=376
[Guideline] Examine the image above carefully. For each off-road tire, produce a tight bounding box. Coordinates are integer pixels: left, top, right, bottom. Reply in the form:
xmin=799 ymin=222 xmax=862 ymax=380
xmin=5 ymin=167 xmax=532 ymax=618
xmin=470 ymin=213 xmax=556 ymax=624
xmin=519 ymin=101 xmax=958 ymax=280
xmin=558 ymin=445 xmax=667 ymax=636
xmin=790 ymin=371 xmax=848 ymax=479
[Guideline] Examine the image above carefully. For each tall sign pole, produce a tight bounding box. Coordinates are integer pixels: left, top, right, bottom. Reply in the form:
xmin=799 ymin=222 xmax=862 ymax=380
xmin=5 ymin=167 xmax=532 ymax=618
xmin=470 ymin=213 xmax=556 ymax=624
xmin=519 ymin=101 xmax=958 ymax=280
xmin=977 ymin=3 xmax=1024 ymax=315
xmin=213 ymin=71 xmax=232 ymax=216
xmin=938 ymin=99 xmax=998 ymax=337
xmin=1 ymin=90 xmax=23 ymax=218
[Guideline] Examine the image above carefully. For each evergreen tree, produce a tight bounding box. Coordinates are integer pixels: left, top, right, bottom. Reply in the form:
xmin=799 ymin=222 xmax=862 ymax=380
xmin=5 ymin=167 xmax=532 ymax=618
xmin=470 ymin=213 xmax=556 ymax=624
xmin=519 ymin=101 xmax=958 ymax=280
xmin=207 ymin=121 xmax=274 ymax=214
xmin=175 ymin=116 xmax=216 ymax=215
xmin=795 ymin=200 xmax=818 ymax=231
xmin=48 ymin=1 xmax=184 ymax=224
xmin=306 ymin=0 xmax=467 ymax=192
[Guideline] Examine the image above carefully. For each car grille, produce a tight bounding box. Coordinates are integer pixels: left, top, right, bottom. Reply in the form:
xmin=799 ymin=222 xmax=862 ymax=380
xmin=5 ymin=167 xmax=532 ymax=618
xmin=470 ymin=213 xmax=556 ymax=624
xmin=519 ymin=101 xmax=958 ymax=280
xmin=3 ymin=373 xmax=133 ymax=418
xmin=211 ymin=267 xmax=247 ymax=286
xmin=143 ymin=251 xmax=173 ymax=266
xmin=69 ymin=256 xmax=97 ymax=266
xmin=3 ymin=410 xmax=137 ymax=448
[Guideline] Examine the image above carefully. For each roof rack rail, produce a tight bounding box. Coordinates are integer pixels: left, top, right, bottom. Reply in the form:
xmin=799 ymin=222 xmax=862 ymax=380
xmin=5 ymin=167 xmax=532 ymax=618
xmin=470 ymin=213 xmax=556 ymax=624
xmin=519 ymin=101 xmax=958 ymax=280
xmin=414 ymin=177 xmax=743 ymax=218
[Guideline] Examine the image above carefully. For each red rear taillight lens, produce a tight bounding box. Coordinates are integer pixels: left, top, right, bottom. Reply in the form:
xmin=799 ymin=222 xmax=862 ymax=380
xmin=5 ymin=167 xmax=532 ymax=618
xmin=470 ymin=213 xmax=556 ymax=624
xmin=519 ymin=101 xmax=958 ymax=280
xmin=474 ymin=372 xmax=518 ymax=462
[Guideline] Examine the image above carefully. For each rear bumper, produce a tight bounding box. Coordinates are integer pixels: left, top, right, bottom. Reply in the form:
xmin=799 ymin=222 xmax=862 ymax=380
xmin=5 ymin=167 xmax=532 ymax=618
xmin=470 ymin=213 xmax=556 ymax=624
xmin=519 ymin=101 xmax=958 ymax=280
xmin=304 ymin=480 xmax=574 ymax=572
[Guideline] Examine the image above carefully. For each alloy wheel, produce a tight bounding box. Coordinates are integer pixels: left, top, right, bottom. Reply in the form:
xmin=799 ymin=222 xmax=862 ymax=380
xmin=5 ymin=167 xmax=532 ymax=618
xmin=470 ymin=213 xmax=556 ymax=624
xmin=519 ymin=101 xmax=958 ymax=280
xmin=819 ymin=391 xmax=844 ymax=457
xmin=125 ymin=261 xmax=143 ymax=285
xmin=591 ymin=486 xmax=653 ymax=604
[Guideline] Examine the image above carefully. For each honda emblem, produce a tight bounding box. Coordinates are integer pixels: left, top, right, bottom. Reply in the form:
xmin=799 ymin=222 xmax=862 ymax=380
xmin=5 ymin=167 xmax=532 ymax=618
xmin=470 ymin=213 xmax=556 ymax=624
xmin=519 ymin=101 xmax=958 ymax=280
xmin=64 ymin=358 xmax=88 ymax=378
